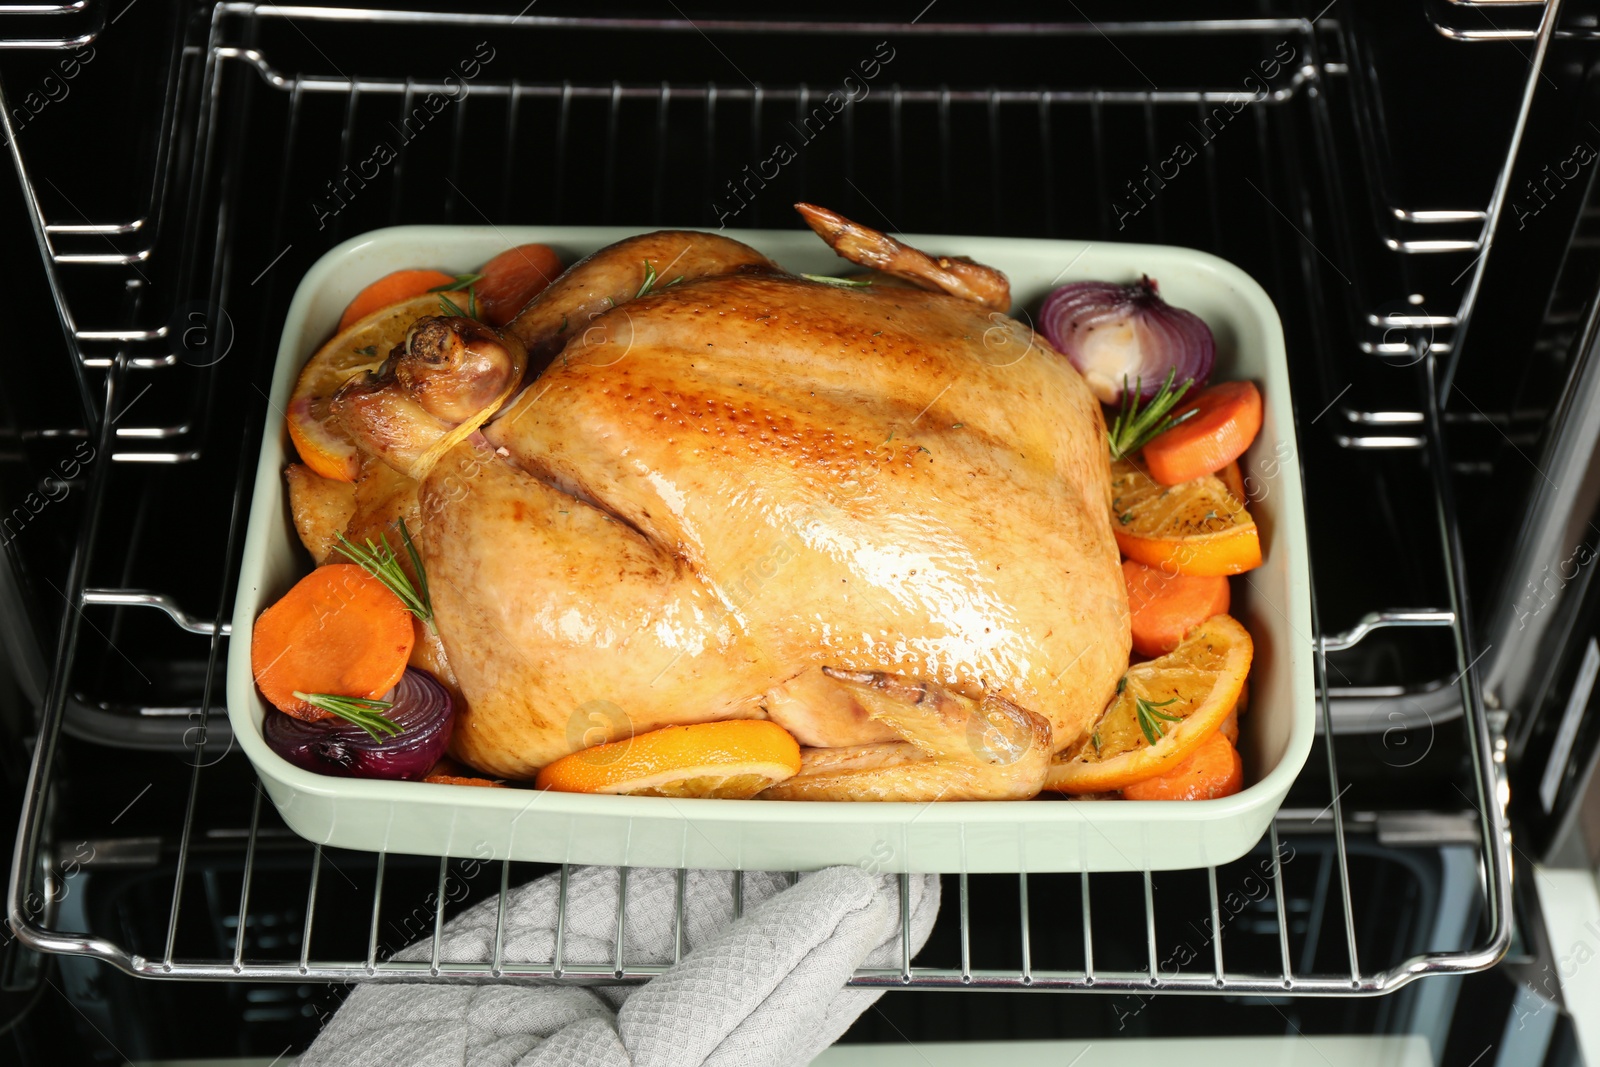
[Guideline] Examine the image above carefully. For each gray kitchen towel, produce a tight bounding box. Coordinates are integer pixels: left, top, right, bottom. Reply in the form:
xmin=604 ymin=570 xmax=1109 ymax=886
xmin=299 ymin=865 xmax=940 ymax=1067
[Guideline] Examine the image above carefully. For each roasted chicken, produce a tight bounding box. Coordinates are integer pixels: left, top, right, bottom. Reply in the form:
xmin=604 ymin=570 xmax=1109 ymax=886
xmin=298 ymin=206 xmax=1130 ymax=800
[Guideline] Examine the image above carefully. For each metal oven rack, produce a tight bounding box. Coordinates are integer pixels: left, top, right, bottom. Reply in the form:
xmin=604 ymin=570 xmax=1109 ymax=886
xmin=2 ymin=4 xmax=1529 ymax=995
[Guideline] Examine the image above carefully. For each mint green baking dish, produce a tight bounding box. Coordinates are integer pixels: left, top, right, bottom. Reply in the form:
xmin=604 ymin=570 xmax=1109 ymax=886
xmin=226 ymin=224 xmax=1313 ymax=873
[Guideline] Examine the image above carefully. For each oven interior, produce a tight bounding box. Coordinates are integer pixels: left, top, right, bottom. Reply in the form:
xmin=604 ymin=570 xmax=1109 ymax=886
xmin=2 ymin=1 xmax=1598 ymax=1062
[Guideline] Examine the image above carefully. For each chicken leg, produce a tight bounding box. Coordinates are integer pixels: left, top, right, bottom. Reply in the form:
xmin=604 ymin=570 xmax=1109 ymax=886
xmin=759 ymin=668 xmax=1051 ymax=801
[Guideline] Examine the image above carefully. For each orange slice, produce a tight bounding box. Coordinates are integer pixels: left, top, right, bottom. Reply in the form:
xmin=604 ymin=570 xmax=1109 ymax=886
xmin=1110 ymin=458 xmax=1262 ymax=576
xmin=287 ymin=291 xmax=468 ymax=481
xmin=1045 ymin=614 xmax=1252 ymax=794
xmin=1217 ymin=459 xmax=1247 ymax=505
xmin=535 ymin=721 xmax=802 ymax=799
xmin=1219 ymin=679 xmax=1248 ymax=745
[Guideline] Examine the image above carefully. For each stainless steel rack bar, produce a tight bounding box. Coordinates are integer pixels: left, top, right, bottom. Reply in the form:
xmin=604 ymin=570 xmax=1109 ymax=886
xmin=1320 ymin=610 xmax=1456 ymax=652
xmin=80 ymin=588 xmax=232 ymax=636
xmin=215 ymin=48 xmax=1324 ymax=106
xmin=1438 ymin=0 xmax=1564 ymax=397
xmin=215 ymin=4 xmax=1319 ymax=39
xmin=4 ymin=4 xmax=1515 ymax=996
xmin=0 ymin=0 xmax=98 ymax=49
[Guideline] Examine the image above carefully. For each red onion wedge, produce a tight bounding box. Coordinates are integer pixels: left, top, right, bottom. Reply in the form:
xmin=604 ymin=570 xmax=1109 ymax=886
xmin=1039 ymin=276 xmax=1215 ymax=405
xmin=264 ymin=668 xmax=453 ymax=780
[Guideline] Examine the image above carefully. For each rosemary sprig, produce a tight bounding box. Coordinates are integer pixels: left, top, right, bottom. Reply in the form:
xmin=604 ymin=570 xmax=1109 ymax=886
xmin=637 ymin=259 xmax=659 ymax=298
xmin=396 ymin=518 xmax=431 ymax=627
xmin=801 ymin=273 xmax=873 ymax=288
xmin=293 ymin=691 xmax=402 ymax=741
xmin=430 ymin=273 xmax=485 ymax=319
xmin=1134 ymin=696 xmax=1183 ymax=746
xmin=1106 ymin=368 xmax=1197 ymax=460
xmin=427 ymin=273 xmax=485 ymax=293
xmin=335 ymin=518 xmax=435 ymax=632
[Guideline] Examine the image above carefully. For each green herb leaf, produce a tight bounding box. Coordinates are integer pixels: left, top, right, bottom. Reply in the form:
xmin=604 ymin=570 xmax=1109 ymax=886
xmin=438 ymin=294 xmax=470 ymax=319
xmin=396 ymin=518 xmax=431 ymax=623
xmin=1134 ymin=696 xmax=1183 ymax=746
xmin=1106 ymin=367 xmax=1198 ymax=460
xmin=427 ymin=273 xmax=485 ymax=293
xmin=1091 ymin=730 xmax=1102 ymax=754
xmin=801 ymin=273 xmax=874 ymax=288
xmin=293 ymin=691 xmax=402 ymax=741
xmin=355 ymin=345 xmax=377 ymax=357
xmin=637 ymin=259 xmax=659 ymax=298
xmin=667 ymin=275 xmax=686 ymax=287
xmin=335 ymin=523 xmax=435 ymax=633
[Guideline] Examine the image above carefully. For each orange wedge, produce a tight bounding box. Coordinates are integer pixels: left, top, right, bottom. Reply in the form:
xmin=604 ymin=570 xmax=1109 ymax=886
xmin=1110 ymin=458 xmax=1262 ymax=577
xmin=1217 ymin=459 xmax=1247 ymax=505
xmin=287 ymin=291 xmax=468 ymax=481
xmin=1045 ymin=614 xmax=1252 ymax=794
xmin=535 ymin=720 xmax=802 ymax=799
xmin=1219 ymin=707 xmax=1239 ymax=746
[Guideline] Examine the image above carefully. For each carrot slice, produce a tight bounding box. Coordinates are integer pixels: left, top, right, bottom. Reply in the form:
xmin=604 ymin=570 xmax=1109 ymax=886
xmin=423 ymin=756 xmax=505 ymax=787
xmin=251 ymin=563 xmax=415 ymax=721
xmin=1123 ymin=559 xmax=1231 ymax=658
xmin=1143 ymin=380 xmax=1263 ymax=486
xmin=1121 ymin=731 xmax=1243 ymax=801
xmin=337 ymin=269 xmax=457 ymax=332
xmin=477 ymin=243 xmax=563 ymax=326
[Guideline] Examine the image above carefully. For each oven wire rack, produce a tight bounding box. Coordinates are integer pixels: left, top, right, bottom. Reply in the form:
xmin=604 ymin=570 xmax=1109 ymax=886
xmin=2 ymin=4 xmax=1526 ymax=993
